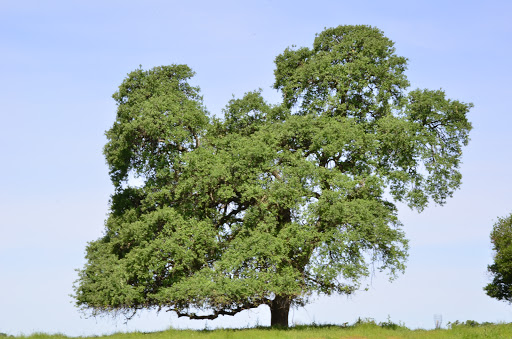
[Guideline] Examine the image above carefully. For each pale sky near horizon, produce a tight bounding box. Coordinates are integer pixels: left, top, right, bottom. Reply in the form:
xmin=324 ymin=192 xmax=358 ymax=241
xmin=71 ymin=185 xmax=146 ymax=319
xmin=1 ymin=0 xmax=512 ymax=336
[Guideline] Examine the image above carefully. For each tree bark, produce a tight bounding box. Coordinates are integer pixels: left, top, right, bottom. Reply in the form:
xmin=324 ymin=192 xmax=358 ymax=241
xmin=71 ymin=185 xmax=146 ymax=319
xmin=270 ymin=295 xmax=291 ymax=328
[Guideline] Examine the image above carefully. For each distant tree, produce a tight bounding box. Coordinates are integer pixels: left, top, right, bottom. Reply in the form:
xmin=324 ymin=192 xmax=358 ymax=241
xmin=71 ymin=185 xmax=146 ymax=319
xmin=73 ymin=25 xmax=472 ymax=327
xmin=485 ymin=213 xmax=512 ymax=302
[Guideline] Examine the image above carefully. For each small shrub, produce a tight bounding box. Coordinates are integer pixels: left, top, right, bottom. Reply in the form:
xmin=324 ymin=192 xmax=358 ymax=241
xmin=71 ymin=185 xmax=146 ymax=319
xmin=354 ymin=317 xmax=377 ymax=326
xmin=447 ymin=320 xmax=495 ymax=328
xmin=465 ymin=320 xmax=480 ymax=327
xmin=379 ymin=316 xmax=406 ymax=330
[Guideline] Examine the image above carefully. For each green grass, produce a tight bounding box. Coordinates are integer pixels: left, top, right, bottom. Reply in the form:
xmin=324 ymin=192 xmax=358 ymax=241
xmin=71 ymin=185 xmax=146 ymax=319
xmin=6 ymin=322 xmax=512 ymax=339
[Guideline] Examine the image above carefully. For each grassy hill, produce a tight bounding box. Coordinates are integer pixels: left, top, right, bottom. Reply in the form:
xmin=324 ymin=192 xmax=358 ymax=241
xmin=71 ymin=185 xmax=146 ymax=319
xmin=5 ymin=321 xmax=512 ymax=339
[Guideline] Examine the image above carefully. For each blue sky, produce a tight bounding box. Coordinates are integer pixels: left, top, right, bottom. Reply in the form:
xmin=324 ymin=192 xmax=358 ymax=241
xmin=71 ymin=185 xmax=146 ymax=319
xmin=1 ymin=0 xmax=511 ymax=335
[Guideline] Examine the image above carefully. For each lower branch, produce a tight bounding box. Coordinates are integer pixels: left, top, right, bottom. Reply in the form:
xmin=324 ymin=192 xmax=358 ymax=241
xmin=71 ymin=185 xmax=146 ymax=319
xmin=168 ymin=300 xmax=266 ymax=320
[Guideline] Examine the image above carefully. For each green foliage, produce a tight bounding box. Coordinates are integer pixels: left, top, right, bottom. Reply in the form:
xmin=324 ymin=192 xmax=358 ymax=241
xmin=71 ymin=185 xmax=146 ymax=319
xmin=74 ymin=25 xmax=472 ymax=325
xmin=484 ymin=213 xmax=512 ymax=302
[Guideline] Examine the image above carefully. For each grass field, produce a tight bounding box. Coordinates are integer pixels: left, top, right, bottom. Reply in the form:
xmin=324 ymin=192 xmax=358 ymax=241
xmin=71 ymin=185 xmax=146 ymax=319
xmin=4 ymin=321 xmax=512 ymax=339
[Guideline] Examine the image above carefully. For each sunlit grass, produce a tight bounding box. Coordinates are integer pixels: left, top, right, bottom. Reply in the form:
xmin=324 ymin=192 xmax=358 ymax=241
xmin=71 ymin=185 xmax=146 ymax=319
xmin=7 ymin=321 xmax=512 ymax=339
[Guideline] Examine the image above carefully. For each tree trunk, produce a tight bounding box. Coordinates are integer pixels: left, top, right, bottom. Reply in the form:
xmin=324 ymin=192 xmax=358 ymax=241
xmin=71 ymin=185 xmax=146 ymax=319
xmin=270 ymin=295 xmax=291 ymax=328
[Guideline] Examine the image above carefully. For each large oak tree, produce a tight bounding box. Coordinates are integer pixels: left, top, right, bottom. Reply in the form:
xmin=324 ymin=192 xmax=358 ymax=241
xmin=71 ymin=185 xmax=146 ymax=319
xmin=74 ymin=25 xmax=472 ymax=327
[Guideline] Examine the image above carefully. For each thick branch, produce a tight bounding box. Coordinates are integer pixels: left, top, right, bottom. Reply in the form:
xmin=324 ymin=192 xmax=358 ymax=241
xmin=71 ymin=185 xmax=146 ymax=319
xmin=169 ymin=300 xmax=265 ymax=320
xmin=272 ymin=170 xmax=282 ymax=181
xmin=187 ymin=126 xmax=201 ymax=149
xmin=217 ymin=204 xmax=245 ymax=226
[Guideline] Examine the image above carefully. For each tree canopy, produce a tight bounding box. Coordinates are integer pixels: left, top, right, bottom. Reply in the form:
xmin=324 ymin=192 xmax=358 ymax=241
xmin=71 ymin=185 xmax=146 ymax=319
xmin=485 ymin=213 xmax=512 ymax=302
xmin=73 ymin=25 xmax=472 ymax=327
